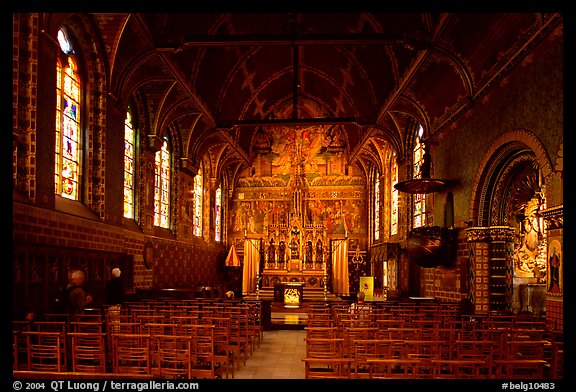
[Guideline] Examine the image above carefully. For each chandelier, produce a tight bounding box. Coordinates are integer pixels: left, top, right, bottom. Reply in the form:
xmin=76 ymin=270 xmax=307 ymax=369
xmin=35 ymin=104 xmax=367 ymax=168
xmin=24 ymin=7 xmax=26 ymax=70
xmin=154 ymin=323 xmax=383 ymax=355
xmin=394 ymin=142 xmax=451 ymax=194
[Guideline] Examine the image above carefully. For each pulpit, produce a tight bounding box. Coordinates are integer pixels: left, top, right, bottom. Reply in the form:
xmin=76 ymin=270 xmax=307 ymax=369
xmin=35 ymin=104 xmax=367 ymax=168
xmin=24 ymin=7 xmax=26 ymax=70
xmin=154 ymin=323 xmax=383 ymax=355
xmin=283 ymin=282 xmax=304 ymax=308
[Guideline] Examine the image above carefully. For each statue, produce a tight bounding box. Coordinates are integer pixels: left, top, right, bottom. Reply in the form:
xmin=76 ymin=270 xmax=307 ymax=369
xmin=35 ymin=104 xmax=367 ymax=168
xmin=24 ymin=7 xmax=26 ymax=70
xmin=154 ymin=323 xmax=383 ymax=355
xmin=268 ymin=238 xmax=276 ymax=263
xmin=289 ymin=235 xmax=299 ymax=259
xmin=305 ymin=240 xmax=313 ymax=265
xmin=514 ymin=197 xmax=544 ymax=277
xmin=278 ymin=239 xmax=286 ymax=264
xmin=315 ymin=238 xmax=323 ymax=264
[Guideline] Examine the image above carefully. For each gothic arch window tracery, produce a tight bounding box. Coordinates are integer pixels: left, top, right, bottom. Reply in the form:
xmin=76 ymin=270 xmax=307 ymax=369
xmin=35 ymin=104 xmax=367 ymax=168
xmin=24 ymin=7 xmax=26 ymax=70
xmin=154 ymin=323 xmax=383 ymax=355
xmin=413 ymin=125 xmax=426 ymax=228
xmin=194 ymin=167 xmax=203 ymax=237
xmin=154 ymin=137 xmax=171 ymax=228
xmin=123 ymin=108 xmax=136 ymax=219
xmin=55 ymin=28 xmax=82 ymax=200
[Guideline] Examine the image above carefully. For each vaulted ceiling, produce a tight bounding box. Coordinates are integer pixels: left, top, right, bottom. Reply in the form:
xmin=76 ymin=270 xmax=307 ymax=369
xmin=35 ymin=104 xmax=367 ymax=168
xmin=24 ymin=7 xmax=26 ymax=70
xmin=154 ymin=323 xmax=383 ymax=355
xmin=79 ymin=13 xmax=560 ymax=179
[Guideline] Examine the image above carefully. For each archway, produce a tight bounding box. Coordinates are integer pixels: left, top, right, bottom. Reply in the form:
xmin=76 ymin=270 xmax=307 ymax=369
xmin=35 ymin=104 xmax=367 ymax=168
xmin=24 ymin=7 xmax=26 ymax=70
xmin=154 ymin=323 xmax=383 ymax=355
xmin=469 ymin=131 xmax=552 ymax=314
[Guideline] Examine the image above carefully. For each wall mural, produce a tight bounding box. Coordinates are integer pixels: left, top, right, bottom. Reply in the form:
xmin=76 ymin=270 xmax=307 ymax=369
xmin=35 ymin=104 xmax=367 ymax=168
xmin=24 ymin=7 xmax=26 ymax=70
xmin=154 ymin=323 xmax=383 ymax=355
xmin=231 ymin=125 xmax=366 ymax=237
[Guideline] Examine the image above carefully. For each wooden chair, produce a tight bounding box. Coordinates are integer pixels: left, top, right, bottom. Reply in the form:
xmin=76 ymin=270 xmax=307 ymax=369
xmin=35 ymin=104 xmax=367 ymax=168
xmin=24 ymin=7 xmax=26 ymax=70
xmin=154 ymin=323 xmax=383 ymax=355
xmin=30 ymin=321 xmax=68 ymax=370
xmin=189 ymin=324 xmax=221 ymax=379
xmin=494 ymin=359 xmax=548 ymax=379
xmin=22 ymin=331 xmax=65 ymax=372
xmin=351 ymin=339 xmax=404 ymax=379
xmin=304 ymin=326 xmax=338 ymax=339
xmin=228 ymin=311 xmax=250 ymax=369
xmin=108 ymin=322 xmax=142 ymax=334
xmin=42 ymin=314 xmax=70 ymax=323
xmin=69 ymin=321 xmax=104 ymax=333
xmin=212 ymin=316 xmax=235 ymax=379
xmin=305 ymin=337 xmax=345 ymax=359
xmin=431 ymin=358 xmax=488 ymax=378
xmin=367 ymin=358 xmax=427 ymax=378
xmin=13 ymin=321 xmax=32 ymax=370
xmin=154 ymin=334 xmax=192 ymax=379
xmin=307 ymin=311 xmax=333 ymax=327
xmin=111 ymin=333 xmax=151 ymax=376
xmin=245 ymin=301 xmax=263 ymax=348
xmin=404 ymin=340 xmax=440 ymax=360
xmin=302 ymin=357 xmax=353 ymax=379
xmin=456 ymin=339 xmax=496 ymax=377
xmin=343 ymin=327 xmax=378 ymax=357
xmin=71 ymin=312 xmax=103 ymax=323
xmin=68 ymin=332 xmax=107 ymax=373
xmin=505 ymin=340 xmax=548 ymax=360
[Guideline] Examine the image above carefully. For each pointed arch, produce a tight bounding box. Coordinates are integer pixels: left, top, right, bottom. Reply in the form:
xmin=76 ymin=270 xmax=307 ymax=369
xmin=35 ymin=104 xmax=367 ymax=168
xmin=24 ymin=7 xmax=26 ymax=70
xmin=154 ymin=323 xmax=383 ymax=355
xmin=470 ymin=130 xmax=552 ymax=226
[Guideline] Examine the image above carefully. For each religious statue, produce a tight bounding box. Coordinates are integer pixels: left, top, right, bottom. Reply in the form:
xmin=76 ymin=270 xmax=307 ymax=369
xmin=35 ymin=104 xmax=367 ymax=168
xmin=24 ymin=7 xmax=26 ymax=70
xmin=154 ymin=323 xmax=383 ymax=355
xmin=268 ymin=238 xmax=276 ymax=264
xmin=548 ymin=244 xmax=560 ymax=293
xmin=278 ymin=240 xmax=286 ymax=264
xmin=305 ymin=240 xmax=313 ymax=266
xmin=315 ymin=238 xmax=323 ymax=264
xmin=514 ymin=197 xmax=545 ymax=277
xmin=289 ymin=235 xmax=299 ymax=259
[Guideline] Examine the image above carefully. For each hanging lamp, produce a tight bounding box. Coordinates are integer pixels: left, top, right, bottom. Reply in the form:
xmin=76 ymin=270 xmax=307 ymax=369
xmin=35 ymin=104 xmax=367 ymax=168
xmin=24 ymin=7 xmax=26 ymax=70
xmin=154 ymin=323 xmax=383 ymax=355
xmin=395 ymin=141 xmax=456 ymax=268
xmin=394 ymin=141 xmax=451 ymax=194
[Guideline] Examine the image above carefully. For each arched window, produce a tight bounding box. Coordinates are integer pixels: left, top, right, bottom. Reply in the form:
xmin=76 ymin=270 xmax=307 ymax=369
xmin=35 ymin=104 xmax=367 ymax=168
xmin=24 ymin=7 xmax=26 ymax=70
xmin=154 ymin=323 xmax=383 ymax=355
xmin=123 ymin=108 xmax=136 ymax=219
xmin=215 ymin=185 xmax=222 ymax=242
xmin=55 ymin=28 xmax=81 ymax=200
xmin=391 ymin=152 xmax=398 ymax=236
xmin=374 ymin=170 xmax=380 ymax=241
xmin=413 ymin=125 xmax=426 ymax=228
xmin=193 ymin=168 xmax=203 ymax=237
xmin=154 ymin=137 xmax=171 ymax=228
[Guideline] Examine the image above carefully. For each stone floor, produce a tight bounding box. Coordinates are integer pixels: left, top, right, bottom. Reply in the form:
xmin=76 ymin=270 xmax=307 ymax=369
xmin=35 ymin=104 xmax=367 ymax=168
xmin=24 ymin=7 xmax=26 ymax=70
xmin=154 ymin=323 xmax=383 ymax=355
xmin=233 ymin=329 xmax=306 ymax=379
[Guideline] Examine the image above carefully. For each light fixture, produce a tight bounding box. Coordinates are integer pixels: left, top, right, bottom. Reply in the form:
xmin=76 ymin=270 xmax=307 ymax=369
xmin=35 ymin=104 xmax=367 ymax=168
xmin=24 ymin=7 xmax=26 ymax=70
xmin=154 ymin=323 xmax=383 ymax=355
xmin=394 ymin=142 xmax=451 ymax=194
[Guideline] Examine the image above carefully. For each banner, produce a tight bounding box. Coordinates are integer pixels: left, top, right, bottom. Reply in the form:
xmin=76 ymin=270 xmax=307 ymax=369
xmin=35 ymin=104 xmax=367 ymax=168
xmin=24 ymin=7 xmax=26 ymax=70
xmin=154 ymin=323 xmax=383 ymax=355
xmin=225 ymin=244 xmax=240 ymax=267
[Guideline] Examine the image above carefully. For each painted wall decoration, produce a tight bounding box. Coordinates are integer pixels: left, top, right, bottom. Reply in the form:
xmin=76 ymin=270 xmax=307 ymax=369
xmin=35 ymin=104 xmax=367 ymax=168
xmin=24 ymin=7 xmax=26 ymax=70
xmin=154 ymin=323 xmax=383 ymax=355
xmin=547 ymin=239 xmax=561 ymax=295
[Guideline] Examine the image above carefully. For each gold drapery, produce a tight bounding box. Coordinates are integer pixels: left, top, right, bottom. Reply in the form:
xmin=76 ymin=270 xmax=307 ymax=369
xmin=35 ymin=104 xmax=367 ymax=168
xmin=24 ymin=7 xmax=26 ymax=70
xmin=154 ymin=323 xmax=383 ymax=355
xmin=242 ymin=239 xmax=260 ymax=295
xmin=332 ymin=239 xmax=349 ymax=296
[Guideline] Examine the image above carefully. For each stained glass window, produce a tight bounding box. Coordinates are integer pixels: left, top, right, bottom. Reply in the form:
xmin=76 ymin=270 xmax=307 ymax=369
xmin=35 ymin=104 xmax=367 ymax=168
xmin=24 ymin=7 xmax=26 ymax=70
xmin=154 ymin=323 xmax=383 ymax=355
xmin=215 ymin=185 xmax=222 ymax=242
xmin=413 ymin=125 xmax=426 ymax=228
xmin=123 ymin=109 xmax=136 ymax=219
xmin=193 ymin=168 xmax=203 ymax=237
xmin=55 ymin=28 xmax=81 ymax=200
xmin=154 ymin=138 xmax=171 ymax=228
xmin=391 ymin=153 xmax=398 ymax=236
xmin=374 ymin=171 xmax=380 ymax=241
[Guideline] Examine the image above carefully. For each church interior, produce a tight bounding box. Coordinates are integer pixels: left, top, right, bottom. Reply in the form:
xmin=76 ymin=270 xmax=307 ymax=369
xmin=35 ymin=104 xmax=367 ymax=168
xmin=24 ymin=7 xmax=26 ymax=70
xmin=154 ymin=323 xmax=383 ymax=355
xmin=12 ymin=12 xmax=564 ymax=380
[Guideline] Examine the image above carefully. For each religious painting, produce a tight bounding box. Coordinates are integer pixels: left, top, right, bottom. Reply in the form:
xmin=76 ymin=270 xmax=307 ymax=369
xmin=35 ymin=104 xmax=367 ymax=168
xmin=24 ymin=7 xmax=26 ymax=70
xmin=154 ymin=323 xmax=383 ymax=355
xmin=547 ymin=239 xmax=562 ymax=295
xmin=230 ymin=122 xmax=366 ymax=239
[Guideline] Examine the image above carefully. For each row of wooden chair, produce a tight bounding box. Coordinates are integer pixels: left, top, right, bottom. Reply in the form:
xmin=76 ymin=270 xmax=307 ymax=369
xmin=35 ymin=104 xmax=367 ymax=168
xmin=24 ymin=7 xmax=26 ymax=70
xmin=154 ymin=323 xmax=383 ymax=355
xmin=14 ymin=329 xmax=222 ymax=378
xmin=302 ymin=336 xmax=561 ymax=379
xmin=303 ymin=303 xmax=562 ymax=379
xmin=13 ymin=299 xmax=265 ymax=379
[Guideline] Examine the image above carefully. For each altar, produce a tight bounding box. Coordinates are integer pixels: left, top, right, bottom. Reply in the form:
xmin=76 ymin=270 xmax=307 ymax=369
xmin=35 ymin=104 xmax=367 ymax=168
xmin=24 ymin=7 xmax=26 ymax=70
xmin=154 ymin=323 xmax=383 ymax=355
xmin=263 ymin=269 xmax=326 ymax=290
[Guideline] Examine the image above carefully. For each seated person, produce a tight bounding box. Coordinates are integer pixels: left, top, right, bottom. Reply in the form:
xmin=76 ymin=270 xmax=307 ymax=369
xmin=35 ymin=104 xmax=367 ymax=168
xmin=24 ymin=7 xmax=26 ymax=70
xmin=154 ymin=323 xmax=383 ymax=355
xmin=350 ymin=291 xmax=372 ymax=319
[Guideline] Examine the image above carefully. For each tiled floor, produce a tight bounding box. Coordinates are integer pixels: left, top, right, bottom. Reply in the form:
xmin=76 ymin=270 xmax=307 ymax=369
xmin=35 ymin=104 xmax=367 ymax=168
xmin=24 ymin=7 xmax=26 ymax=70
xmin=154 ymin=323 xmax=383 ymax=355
xmin=233 ymin=329 xmax=307 ymax=379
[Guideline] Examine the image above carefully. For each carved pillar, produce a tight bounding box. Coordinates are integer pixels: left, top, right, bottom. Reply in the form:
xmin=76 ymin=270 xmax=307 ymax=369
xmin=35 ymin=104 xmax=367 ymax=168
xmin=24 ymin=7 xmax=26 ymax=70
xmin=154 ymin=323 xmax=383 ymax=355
xmin=466 ymin=226 xmax=515 ymax=314
xmin=541 ymin=205 xmax=563 ymax=330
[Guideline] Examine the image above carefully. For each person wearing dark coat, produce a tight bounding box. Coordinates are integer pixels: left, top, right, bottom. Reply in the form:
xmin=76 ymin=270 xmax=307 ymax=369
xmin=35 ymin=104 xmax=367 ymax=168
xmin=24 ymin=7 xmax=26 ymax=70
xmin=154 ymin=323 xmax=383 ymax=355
xmin=105 ymin=267 xmax=125 ymax=305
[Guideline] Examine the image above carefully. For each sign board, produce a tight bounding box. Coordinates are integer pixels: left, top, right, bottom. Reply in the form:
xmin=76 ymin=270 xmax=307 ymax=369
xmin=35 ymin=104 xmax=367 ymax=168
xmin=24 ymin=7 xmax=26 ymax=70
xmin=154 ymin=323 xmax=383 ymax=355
xmin=359 ymin=276 xmax=374 ymax=301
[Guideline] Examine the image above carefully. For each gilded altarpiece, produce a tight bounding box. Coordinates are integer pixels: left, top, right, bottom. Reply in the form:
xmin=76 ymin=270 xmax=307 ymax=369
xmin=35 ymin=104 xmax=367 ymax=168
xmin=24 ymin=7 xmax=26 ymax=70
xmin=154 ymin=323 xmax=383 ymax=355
xmin=230 ymin=125 xmax=366 ymax=289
